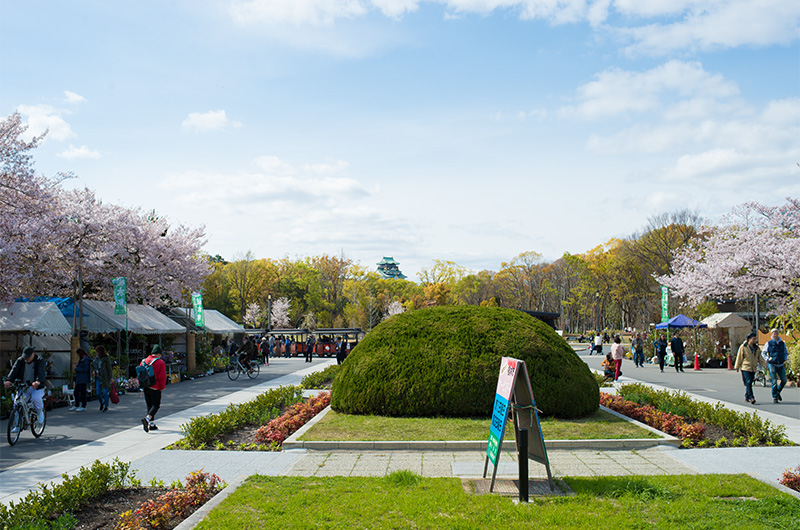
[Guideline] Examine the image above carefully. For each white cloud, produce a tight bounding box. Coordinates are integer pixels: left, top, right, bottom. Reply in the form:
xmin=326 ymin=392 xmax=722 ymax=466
xmin=57 ymin=145 xmax=101 ymax=160
xmin=63 ymin=91 xmax=87 ymax=104
xmin=181 ymin=110 xmax=242 ymax=132
xmin=17 ymin=104 xmax=76 ymax=141
xmin=160 ymin=155 xmax=369 ymax=208
xmin=561 ymin=60 xmax=739 ymax=119
xmin=229 ymin=0 xmax=368 ymax=26
xmin=223 ymin=1 xmax=799 ymax=57
xmin=618 ymin=0 xmax=800 ymax=55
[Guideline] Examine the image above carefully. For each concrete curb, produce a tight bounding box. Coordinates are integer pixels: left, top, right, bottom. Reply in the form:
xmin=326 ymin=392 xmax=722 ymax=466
xmin=747 ymin=472 xmax=800 ymax=501
xmin=282 ymin=404 xmax=681 ymax=451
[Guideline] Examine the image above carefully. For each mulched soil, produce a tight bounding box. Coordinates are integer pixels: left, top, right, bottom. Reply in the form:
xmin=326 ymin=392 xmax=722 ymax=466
xmin=699 ymin=422 xmax=739 ymax=445
xmin=70 ymin=487 xmax=165 ymax=529
xmin=69 ymin=486 xmax=218 ymax=529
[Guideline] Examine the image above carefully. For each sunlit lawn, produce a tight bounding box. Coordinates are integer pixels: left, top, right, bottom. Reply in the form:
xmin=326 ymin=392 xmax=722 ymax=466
xmin=196 ymin=473 xmax=799 ymax=529
xmin=299 ymin=409 xmax=660 ymax=441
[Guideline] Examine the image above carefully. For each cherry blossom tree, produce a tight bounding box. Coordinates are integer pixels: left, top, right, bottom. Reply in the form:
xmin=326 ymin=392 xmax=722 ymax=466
xmin=383 ymin=300 xmax=405 ymax=320
xmin=660 ymin=198 xmax=800 ymax=314
xmin=270 ymin=297 xmax=292 ymax=328
xmin=0 ymin=112 xmax=209 ymax=306
xmin=244 ymin=302 xmax=264 ymax=328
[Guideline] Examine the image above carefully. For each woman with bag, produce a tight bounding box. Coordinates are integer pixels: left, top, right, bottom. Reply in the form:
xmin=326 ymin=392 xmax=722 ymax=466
xmin=72 ymin=348 xmax=92 ymax=411
xmin=96 ymin=345 xmax=113 ymax=412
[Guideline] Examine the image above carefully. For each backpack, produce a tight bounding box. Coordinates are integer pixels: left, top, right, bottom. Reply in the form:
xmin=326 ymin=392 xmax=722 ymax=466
xmin=136 ymin=358 xmax=157 ymax=388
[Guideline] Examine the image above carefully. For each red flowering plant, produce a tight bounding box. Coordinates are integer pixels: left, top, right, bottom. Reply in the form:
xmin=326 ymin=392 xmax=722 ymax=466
xmin=779 ymin=465 xmax=800 ymax=492
xmin=600 ymin=393 xmax=706 ymax=445
xmin=254 ymin=392 xmax=330 ymax=446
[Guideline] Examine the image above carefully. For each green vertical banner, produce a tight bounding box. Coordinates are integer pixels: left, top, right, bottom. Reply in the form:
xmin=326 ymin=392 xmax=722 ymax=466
xmin=112 ymin=277 xmax=127 ymax=315
xmin=661 ymin=286 xmax=669 ymax=323
xmin=192 ymin=292 xmax=204 ymax=328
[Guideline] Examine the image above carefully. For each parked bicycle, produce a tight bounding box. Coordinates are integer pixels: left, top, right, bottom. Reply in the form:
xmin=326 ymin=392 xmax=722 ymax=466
xmin=227 ymin=357 xmax=260 ymax=380
xmin=6 ymin=381 xmax=46 ymax=446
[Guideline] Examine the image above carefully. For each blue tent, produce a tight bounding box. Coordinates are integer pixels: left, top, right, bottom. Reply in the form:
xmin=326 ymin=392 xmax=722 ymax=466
xmin=655 ymin=314 xmax=708 ymax=329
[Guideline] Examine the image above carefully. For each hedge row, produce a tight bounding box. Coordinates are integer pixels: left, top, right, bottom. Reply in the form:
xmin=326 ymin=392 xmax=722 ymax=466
xmin=0 ymin=459 xmax=134 ymax=529
xmin=173 ymin=385 xmax=303 ymax=449
xmin=618 ymin=383 xmax=791 ymax=445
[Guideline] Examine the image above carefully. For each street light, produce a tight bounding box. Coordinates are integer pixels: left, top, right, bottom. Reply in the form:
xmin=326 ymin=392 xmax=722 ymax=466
xmin=267 ymin=294 xmax=272 ymax=332
xmin=595 ymin=291 xmax=601 ymax=333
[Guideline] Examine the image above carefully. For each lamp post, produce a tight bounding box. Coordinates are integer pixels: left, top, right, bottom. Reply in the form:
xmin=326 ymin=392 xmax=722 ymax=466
xmin=267 ymin=294 xmax=272 ymax=332
xmin=595 ymin=291 xmax=601 ymax=333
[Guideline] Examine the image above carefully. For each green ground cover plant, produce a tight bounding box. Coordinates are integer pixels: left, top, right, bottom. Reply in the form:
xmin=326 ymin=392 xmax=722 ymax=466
xmin=299 ymin=409 xmax=659 ymax=441
xmin=617 ymin=383 xmax=791 ymax=446
xmin=194 ymin=473 xmax=799 ymax=529
xmin=332 ymin=306 xmax=598 ymax=419
xmin=300 ymin=364 xmax=339 ymax=389
xmin=170 ymin=385 xmax=303 ymax=449
xmin=0 ymin=459 xmax=135 ymax=529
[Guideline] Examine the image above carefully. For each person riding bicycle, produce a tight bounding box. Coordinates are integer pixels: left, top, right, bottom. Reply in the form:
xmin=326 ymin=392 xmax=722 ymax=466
xmin=237 ymin=336 xmax=255 ymax=372
xmin=3 ymin=346 xmax=47 ymax=428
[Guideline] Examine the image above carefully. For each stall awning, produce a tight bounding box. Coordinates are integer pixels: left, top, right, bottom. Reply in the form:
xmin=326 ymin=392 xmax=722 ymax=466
xmin=80 ymin=300 xmax=185 ymax=335
xmin=701 ymin=312 xmax=752 ymax=329
xmin=655 ymin=314 xmax=708 ymax=329
xmin=0 ymin=302 xmax=72 ymax=336
xmin=170 ymin=307 xmax=244 ymax=334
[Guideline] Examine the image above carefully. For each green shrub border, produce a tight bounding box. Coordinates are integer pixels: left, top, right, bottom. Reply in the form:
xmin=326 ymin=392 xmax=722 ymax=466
xmin=0 ymin=459 xmax=135 ymax=529
xmin=171 ymin=385 xmax=304 ymax=449
xmin=301 ymin=365 xmax=339 ymax=389
xmin=617 ymin=383 xmax=792 ymax=446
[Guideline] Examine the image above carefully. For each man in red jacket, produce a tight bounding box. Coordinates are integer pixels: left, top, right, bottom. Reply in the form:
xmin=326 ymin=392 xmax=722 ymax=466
xmin=141 ymin=345 xmax=167 ymax=432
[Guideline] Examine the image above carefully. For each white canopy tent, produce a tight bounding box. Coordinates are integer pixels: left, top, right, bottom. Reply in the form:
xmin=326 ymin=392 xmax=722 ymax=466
xmin=0 ymin=302 xmax=73 ymax=374
xmin=80 ymin=300 xmax=185 ymax=335
xmin=0 ymin=302 xmax=72 ymax=336
xmin=172 ymin=307 xmax=244 ymax=334
xmin=701 ymin=312 xmax=753 ymax=352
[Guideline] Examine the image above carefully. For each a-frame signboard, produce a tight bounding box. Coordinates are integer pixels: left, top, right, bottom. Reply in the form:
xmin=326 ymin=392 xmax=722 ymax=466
xmin=483 ymin=357 xmax=554 ymax=492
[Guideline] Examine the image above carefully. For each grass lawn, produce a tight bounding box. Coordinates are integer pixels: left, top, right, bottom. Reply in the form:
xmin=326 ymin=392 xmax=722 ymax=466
xmin=298 ymin=409 xmax=660 ymax=441
xmin=195 ymin=473 xmax=799 ymax=529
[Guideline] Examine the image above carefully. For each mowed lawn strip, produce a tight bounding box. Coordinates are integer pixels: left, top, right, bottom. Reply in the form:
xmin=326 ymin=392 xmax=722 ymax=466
xmin=299 ymin=409 xmax=660 ymax=441
xmin=195 ymin=474 xmax=799 ymax=529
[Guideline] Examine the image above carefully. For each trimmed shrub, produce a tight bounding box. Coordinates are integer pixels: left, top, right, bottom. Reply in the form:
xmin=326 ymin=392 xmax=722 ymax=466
xmin=330 ymin=306 xmax=598 ymax=418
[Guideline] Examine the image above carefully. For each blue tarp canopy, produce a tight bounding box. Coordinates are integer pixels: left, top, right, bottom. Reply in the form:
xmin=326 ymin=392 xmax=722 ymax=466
xmin=655 ymin=314 xmax=708 ymax=329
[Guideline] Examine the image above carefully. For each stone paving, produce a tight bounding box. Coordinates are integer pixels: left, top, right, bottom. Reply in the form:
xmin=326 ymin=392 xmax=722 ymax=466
xmin=283 ymin=447 xmax=696 ymax=479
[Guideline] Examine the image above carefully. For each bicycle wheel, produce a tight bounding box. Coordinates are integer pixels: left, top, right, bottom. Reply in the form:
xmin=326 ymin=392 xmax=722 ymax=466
xmin=31 ymin=408 xmax=46 ymax=438
xmin=227 ymin=362 xmax=240 ymax=381
xmin=7 ymin=406 xmax=23 ymax=446
xmin=247 ymin=361 xmax=260 ymax=379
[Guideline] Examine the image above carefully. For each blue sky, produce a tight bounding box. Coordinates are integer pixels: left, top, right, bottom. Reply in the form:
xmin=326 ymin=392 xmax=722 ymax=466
xmin=2 ymin=1 xmax=798 ymax=280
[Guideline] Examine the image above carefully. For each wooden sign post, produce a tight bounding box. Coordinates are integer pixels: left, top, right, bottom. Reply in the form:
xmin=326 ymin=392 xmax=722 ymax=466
xmin=483 ymin=356 xmax=554 ymax=493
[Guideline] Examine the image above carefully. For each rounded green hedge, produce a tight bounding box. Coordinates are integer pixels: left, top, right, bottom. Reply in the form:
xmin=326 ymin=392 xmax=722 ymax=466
xmin=330 ymin=306 xmax=599 ymax=419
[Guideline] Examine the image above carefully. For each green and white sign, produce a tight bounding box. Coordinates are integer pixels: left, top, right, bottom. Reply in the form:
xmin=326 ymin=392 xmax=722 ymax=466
xmin=112 ymin=277 xmax=127 ymax=315
xmin=191 ymin=292 xmax=204 ymax=328
xmin=661 ymin=286 xmax=669 ymax=323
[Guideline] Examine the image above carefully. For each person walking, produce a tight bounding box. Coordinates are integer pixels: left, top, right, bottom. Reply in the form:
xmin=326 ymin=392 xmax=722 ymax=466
xmin=654 ymin=335 xmax=668 ymax=373
xmin=336 ymin=338 xmax=348 ymax=365
xmin=95 ymin=345 xmax=113 ymax=412
xmin=305 ymin=335 xmax=316 ymax=363
xmin=631 ymin=333 xmax=644 ymax=367
xmin=141 ymin=345 xmax=167 ymax=432
xmin=593 ymin=334 xmax=602 ymax=356
xmin=284 ymin=337 xmax=292 ymax=358
xmin=670 ymin=332 xmax=686 ymax=373
xmin=735 ymin=332 xmax=766 ymax=404
xmin=610 ymin=336 xmax=625 ymax=381
xmin=268 ymin=334 xmax=275 ymax=358
xmin=764 ymin=328 xmax=789 ymax=404
xmin=72 ymin=348 xmax=92 ymax=412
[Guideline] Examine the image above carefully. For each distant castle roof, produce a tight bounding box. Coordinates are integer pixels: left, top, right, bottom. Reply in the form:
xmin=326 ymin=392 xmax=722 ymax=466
xmin=376 ymin=256 xmax=407 ymax=280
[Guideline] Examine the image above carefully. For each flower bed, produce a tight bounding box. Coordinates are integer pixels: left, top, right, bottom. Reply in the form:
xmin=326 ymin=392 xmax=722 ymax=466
xmin=600 ymin=393 xmax=705 ymax=446
xmin=615 ymin=383 xmax=791 ymax=447
xmin=255 ymin=392 xmax=331 ymax=445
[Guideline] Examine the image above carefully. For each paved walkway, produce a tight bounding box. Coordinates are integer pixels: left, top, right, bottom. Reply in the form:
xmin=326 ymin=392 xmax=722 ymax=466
xmin=2 ymin=359 xmax=799 ymax=509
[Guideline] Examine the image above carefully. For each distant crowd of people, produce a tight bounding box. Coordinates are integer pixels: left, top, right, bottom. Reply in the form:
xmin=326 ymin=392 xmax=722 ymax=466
xmin=223 ymin=334 xmax=356 ymax=367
